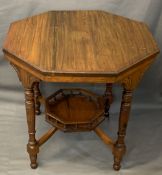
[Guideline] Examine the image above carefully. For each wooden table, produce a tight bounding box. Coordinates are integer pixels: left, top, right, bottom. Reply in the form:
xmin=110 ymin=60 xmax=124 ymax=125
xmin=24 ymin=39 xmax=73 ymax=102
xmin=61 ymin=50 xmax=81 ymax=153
xmin=2 ymin=10 xmax=160 ymax=171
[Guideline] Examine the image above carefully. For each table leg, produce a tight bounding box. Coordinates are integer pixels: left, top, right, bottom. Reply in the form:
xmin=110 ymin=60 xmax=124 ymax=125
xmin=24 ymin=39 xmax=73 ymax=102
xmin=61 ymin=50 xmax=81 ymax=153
xmin=113 ymin=88 xmax=133 ymax=170
xmin=104 ymin=83 xmax=113 ymax=118
xmin=25 ymin=86 xmax=39 ymax=169
xmin=34 ymin=82 xmax=41 ymax=115
xmin=9 ymin=65 xmax=40 ymax=168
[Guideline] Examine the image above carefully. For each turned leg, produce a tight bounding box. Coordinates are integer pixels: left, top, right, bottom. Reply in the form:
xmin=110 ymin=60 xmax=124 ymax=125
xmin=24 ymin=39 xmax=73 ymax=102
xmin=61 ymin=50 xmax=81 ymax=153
xmin=104 ymin=83 xmax=113 ymax=118
xmin=25 ymin=86 xmax=39 ymax=169
xmin=113 ymin=88 xmax=133 ymax=170
xmin=34 ymin=82 xmax=41 ymax=115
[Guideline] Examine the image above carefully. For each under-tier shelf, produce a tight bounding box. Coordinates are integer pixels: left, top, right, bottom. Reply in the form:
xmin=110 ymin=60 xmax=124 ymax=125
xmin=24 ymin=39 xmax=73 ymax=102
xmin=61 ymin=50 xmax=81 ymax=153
xmin=45 ymin=89 xmax=105 ymax=132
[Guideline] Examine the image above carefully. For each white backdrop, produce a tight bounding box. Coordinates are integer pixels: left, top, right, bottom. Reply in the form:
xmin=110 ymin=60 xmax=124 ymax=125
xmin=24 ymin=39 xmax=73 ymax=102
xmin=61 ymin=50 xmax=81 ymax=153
xmin=0 ymin=1 xmax=162 ymax=175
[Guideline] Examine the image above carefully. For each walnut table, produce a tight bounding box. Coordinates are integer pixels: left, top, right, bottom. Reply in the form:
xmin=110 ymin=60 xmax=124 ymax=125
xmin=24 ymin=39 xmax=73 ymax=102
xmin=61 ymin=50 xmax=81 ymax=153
xmin=2 ymin=11 xmax=160 ymax=170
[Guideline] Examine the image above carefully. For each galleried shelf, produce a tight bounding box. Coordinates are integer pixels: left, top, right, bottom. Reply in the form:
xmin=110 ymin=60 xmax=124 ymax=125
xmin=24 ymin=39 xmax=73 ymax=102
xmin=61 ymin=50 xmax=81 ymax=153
xmin=45 ymin=89 xmax=105 ymax=132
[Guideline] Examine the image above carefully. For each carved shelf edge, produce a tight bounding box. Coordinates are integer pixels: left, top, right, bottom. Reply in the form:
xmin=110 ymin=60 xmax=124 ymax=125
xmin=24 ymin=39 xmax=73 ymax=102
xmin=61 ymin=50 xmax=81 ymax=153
xmin=45 ymin=88 xmax=105 ymax=132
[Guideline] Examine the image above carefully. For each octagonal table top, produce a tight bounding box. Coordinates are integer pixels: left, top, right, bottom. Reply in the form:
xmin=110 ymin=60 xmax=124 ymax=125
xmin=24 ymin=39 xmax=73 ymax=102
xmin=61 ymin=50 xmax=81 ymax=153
xmin=3 ymin=10 xmax=159 ymax=82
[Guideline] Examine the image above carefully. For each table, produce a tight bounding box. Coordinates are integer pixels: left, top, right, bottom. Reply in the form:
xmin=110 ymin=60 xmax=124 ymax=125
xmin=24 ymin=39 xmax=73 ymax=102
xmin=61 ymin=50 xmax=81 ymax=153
xmin=2 ymin=10 xmax=160 ymax=171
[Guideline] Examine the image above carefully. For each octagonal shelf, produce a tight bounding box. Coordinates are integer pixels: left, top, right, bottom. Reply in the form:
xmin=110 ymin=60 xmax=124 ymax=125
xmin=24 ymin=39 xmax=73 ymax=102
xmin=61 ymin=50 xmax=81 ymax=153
xmin=45 ymin=89 xmax=105 ymax=132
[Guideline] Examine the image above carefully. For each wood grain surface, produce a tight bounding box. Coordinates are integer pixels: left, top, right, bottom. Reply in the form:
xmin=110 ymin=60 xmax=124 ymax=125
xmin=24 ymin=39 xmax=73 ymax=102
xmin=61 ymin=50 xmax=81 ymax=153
xmin=3 ymin=10 xmax=159 ymax=76
xmin=45 ymin=88 xmax=104 ymax=132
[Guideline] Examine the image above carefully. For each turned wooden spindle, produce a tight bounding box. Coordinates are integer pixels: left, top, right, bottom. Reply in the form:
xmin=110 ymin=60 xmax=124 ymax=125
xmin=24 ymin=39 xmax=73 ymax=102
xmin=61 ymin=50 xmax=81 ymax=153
xmin=25 ymin=87 xmax=39 ymax=169
xmin=104 ymin=83 xmax=113 ymax=118
xmin=34 ymin=82 xmax=41 ymax=115
xmin=113 ymin=88 xmax=133 ymax=170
